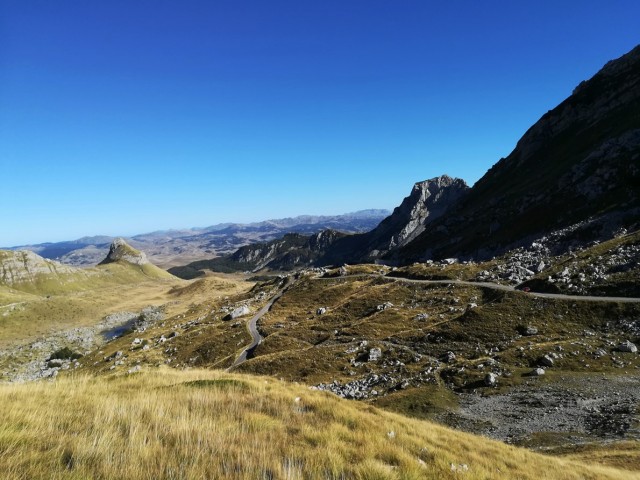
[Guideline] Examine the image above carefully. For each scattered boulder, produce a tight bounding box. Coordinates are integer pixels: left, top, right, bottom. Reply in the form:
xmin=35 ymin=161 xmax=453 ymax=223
xmin=531 ymin=367 xmax=546 ymax=376
xmin=368 ymin=348 xmax=382 ymax=362
xmin=316 ymin=307 xmax=327 ymax=315
xmin=224 ymin=305 xmax=250 ymax=321
xmin=539 ymin=355 xmax=555 ymax=367
xmin=443 ymin=351 xmax=456 ymax=363
xmin=414 ymin=313 xmax=429 ymax=321
xmin=484 ymin=373 xmax=498 ymax=387
xmin=523 ymin=326 xmax=538 ymax=336
xmin=376 ymin=302 xmax=394 ymax=312
xmin=618 ymin=341 xmax=638 ymax=353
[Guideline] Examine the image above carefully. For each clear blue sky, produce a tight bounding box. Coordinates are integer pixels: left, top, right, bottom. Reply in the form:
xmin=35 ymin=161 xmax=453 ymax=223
xmin=1 ymin=1 xmax=638 ymax=246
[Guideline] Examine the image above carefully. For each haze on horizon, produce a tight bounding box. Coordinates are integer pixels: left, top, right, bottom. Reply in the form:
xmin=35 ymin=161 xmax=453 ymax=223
xmin=1 ymin=1 xmax=639 ymax=246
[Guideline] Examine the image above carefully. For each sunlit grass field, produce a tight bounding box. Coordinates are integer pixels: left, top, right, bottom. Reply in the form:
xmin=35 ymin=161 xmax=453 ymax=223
xmin=1 ymin=368 xmax=636 ymax=479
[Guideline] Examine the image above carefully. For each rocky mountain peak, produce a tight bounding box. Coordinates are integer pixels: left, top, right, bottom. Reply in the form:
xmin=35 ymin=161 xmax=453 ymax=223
xmin=366 ymin=175 xmax=468 ymax=257
xmin=99 ymin=238 xmax=148 ymax=266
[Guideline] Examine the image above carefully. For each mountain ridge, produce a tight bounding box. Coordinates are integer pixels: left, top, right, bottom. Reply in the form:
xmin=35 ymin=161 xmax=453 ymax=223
xmin=6 ymin=209 xmax=390 ymax=269
xmin=395 ymin=44 xmax=640 ymax=263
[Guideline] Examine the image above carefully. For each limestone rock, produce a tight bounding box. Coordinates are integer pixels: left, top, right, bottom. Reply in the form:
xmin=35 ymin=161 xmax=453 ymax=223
xmin=99 ymin=238 xmax=148 ymax=266
xmin=484 ymin=372 xmax=498 ymax=386
xmin=368 ymin=348 xmax=382 ymax=362
xmin=618 ymin=340 xmax=638 ymax=353
xmin=224 ymin=305 xmax=250 ymax=321
xmin=540 ymin=355 xmax=555 ymax=367
xmin=376 ymin=302 xmax=394 ymax=312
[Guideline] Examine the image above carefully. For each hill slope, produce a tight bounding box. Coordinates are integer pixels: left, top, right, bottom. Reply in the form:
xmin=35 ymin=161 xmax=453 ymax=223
xmin=0 ymin=239 xmax=172 ymax=295
xmin=0 ymin=368 xmax=633 ymax=480
xmin=397 ymin=44 xmax=640 ymax=262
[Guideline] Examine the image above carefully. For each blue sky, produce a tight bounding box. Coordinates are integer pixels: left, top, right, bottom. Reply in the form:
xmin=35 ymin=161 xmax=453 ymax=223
xmin=1 ymin=1 xmax=639 ymax=246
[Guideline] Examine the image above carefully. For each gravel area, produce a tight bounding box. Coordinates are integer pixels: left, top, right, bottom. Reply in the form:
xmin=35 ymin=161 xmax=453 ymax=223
xmin=445 ymin=374 xmax=640 ymax=446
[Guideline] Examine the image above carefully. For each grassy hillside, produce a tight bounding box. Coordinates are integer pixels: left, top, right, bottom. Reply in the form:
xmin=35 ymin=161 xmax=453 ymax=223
xmin=0 ymin=249 xmax=173 ymax=297
xmin=0 ymin=368 xmax=634 ymax=480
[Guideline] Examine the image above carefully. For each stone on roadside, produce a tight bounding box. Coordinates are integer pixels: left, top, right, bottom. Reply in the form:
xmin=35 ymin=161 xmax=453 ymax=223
xmin=484 ymin=372 xmax=498 ymax=387
xmin=224 ymin=305 xmax=250 ymax=321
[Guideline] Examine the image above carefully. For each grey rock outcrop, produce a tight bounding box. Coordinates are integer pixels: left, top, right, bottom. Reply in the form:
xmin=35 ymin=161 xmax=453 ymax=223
xmin=0 ymin=250 xmax=79 ymax=286
xmin=484 ymin=373 xmax=498 ymax=387
xmin=99 ymin=238 xmax=149 ymax=266
xmin=224 ymin=305 xmax=250 ymax=321
xmin=618 ymin=341 xmax=638 ymax=353
xmin=361 ymin=175 xmax=469 ymax=260
xmin=368 ymin=348 xmax=382 ymax=362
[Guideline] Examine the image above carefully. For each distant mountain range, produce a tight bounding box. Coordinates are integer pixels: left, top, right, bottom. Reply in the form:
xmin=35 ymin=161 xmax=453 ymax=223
xmin=172 ymin=44 xmax=640 ymax=276
xmin=6 ymin=210 xmax=390 ymax=268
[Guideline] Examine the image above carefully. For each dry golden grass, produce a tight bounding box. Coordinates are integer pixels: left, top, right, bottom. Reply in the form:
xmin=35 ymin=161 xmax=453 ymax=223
xmin=0 ymin=368 xmax=636 ymax=480
xmin=554 ymin=441 xmax=640 ymax=473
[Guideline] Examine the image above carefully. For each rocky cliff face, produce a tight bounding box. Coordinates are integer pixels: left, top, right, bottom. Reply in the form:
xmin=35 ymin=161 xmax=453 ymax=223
xmin=99 ymin=238 xmax=149 ymax=266
xmin=363 ymin=175 xmax=468 ymax=258
xmin=171 ymin=178 xmax=468 ymax=276
xmin=0 ymin=250 xmax=80 ymax=287
xmin=397 ymin=44 xmax=640 ymax=262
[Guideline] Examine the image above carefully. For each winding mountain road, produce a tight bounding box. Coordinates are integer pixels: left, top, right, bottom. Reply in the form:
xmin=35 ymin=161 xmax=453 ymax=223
xmin=316 ymin=274 xmax=640 ymax=303
xmin=228 ymin=272 xmax=639 ymax=370
xmin=228 ymin=277 xmax=293 ymax=370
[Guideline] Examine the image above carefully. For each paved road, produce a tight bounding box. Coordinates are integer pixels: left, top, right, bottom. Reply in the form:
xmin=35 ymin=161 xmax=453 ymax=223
xmin=228 ymin=278 xmax=292 ymax=370
xmin=315 ymin=274 xmax=640 ymax=303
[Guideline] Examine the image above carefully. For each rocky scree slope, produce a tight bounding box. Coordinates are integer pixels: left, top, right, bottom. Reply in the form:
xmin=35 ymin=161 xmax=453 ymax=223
xmin=397 ymin=44 xmax=640 ymax=263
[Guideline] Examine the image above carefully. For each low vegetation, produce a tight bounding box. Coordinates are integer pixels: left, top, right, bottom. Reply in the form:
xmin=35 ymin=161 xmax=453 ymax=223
xmin=0 ymin=368 xmax=635 ymax=479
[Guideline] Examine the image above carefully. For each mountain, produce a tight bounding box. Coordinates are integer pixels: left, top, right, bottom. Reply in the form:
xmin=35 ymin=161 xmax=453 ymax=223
xmin=169 ymin=230 xmax=347 ymax=277
xmin=323 ymin=175 xmax=469 ymax=264
xmin=99 ymin=238 xmax=150 ymax=266
xmin=170 ymin=177 xmax=465 ymax=276
xmin=0 ymin=239 xmax=173 ymax=295
xmin=396 ymin=44 xmax=640 ymax=263
xmin=175 ymin=44 xmax=640 ymax=274
xmin=6 ymin=209 xmax=390 ymax=269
